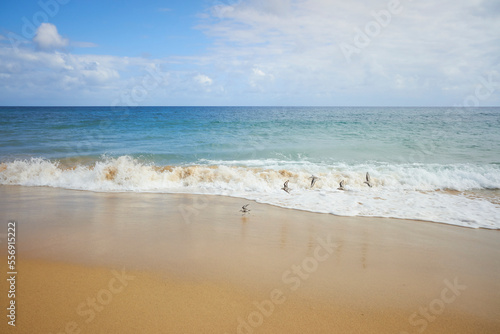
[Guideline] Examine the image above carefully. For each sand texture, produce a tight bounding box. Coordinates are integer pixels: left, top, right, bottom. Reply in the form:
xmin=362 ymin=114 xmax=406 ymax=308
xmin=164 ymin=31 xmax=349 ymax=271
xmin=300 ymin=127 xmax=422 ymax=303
xmin=1 ymin=185 xmax=499 ymax=333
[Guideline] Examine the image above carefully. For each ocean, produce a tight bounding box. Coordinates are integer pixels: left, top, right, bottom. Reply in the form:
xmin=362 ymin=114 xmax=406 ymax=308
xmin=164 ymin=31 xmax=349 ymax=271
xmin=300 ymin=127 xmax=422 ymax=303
xmin=1 ymin=106 xmax=499 ymax=229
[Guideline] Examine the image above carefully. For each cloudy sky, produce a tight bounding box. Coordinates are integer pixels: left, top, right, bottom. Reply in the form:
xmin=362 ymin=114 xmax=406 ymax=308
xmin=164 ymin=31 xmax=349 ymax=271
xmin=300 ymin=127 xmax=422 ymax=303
xmin=0 ymin=0 xmax=499 ymax=106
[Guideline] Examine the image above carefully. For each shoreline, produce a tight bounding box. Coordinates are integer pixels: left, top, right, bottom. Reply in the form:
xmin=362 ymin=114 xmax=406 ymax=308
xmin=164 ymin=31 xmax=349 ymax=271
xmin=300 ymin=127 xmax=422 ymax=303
xmin=1 ymin=185 xmax=499 ymax=333
xmin=2 ymin=156 xmax=499 ymax=229
xmin=1 ymin=184 xmax=499 ymax=232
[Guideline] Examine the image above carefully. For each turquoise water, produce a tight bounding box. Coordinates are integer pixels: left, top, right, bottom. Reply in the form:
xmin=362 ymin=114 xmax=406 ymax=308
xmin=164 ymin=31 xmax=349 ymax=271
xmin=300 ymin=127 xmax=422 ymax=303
xmin=1 ymin=106 xmax=499 ymax=164
xmin=1 ymin=106 xmax=500 ymax=228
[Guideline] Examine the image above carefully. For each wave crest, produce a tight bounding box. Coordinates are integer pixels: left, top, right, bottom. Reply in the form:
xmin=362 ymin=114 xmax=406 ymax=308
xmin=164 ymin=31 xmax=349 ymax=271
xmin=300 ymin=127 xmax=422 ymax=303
xmin=1 ymin=156 xmax=500 ymax=229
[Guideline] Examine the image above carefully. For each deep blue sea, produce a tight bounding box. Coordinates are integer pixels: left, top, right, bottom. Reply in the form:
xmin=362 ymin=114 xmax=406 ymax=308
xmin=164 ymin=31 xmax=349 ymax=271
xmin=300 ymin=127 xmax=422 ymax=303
xmin=1 ymin=106 xmax=500 ymax=228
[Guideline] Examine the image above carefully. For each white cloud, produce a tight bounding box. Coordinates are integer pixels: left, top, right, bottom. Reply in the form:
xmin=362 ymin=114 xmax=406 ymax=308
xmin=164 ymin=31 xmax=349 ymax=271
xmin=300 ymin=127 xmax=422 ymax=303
xmin=196 ymin=0 xmax=500 ymax=105
xmin=249 ymin=67 xmax=275 ymax=89
xmin=195 ymin=74 xmax=213 ymax=86
xmin=0 ymin=43 xmax=218 ymax=106
xmin=33 ymin=23 xmax=69 ymax=51
xmin=0 ymin=46 xmax=160 ymax=105
xmin=253 ymin=68 xmax=266 ymax=77
xmin=1 ymin=2 xmax=499 ymax=106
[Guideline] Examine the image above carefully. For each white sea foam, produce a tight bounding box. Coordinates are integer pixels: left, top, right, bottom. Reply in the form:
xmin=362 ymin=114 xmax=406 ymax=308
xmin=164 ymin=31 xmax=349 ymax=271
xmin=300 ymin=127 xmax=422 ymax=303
xmin=1 ymin=156 xmax=499 ymax=229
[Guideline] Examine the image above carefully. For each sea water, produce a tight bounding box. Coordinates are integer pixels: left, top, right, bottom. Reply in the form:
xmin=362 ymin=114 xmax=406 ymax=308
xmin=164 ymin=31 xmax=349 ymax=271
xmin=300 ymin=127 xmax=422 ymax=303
xmin=1 ymin=106 xmax=499 ymax=228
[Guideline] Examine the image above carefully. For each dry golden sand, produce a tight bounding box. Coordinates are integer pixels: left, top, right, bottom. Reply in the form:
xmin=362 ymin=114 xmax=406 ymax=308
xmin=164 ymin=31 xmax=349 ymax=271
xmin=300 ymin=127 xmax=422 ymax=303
xmin=2 ymin=259 xmax=499 ymax=334
xmin=1 ymin=185 xmax=499 ymax=333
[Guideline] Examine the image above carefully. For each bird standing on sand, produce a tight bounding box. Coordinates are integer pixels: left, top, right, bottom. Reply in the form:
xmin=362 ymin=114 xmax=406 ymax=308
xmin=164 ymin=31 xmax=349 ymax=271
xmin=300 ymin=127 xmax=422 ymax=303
xmin=364 ymin=172 xmax=373 ymax=187
xmin=338 ymin=180 xmax=345 ymax=190
xmin=240 ymin=204 xmax=250 ymax=214
xmin=282 ymin=180 xmax=291 ymax=193
xmin=309 ymin=175 xmax=319 ymax=188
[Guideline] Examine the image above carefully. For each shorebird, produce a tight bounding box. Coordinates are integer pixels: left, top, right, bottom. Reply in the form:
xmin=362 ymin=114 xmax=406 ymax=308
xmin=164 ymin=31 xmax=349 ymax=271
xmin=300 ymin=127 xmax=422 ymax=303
xmin=240 ymin=204 xmax=250 ymax=214
xmin=364 ymin=172 xmax=373 ymax=187
xmin=338 ymin=180 xmax=345 ymax=191
xmin=281 ymin=180 xmax=291 ymax=193
xmin=309 ymin=175 xmax=319 ymax=188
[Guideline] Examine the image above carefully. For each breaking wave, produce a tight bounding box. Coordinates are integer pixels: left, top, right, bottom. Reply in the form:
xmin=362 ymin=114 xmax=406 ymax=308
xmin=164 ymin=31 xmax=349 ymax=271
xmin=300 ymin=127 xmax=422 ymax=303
xmin=1 ymin=156 xmax=499 ymax=229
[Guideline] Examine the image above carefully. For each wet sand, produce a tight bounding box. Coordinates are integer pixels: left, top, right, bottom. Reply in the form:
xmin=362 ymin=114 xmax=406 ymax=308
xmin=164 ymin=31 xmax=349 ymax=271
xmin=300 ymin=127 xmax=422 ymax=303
xmin=1 ymin=185 xmax=499 ymax=333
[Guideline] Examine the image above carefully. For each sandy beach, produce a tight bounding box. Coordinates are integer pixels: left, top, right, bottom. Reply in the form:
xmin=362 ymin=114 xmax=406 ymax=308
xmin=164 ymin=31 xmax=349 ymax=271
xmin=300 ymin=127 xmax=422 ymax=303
xmin=1 ymin=185 xmax=499 ymax=333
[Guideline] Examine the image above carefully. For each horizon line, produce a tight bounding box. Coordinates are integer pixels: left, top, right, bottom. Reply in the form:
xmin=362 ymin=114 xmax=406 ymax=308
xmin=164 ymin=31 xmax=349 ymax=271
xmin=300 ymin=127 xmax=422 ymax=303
xmin=1 ymin=105 xmax=500 ymax=108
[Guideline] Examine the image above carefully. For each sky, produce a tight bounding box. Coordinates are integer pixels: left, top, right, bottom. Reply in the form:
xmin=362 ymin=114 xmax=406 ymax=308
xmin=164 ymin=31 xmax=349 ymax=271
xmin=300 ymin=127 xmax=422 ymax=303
xmin=0 ymin=0 xmax=499 ymax=106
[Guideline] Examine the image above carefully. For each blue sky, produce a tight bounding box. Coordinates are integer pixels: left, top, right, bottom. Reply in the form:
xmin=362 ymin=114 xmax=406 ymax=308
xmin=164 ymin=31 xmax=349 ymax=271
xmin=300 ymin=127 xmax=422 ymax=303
xmin=0 ymin=0 xmax=499 ymax=106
